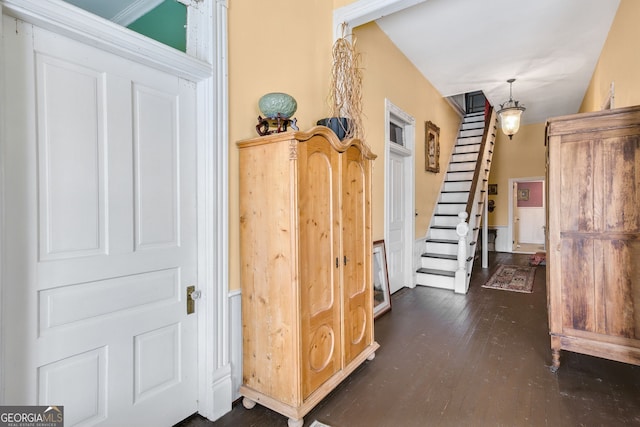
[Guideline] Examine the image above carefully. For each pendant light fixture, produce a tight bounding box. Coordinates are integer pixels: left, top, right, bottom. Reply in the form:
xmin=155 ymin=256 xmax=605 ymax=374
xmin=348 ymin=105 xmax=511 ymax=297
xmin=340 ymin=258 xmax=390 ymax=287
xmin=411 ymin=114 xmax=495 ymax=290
xmin=497 ymin=78 xmax=526 ymax=140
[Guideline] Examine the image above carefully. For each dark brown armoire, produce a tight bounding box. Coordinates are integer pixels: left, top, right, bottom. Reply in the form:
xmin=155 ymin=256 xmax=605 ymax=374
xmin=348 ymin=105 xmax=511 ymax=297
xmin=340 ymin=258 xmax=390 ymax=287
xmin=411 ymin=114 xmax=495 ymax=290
xmin=546 ymin=105 xmax=640 ymax=371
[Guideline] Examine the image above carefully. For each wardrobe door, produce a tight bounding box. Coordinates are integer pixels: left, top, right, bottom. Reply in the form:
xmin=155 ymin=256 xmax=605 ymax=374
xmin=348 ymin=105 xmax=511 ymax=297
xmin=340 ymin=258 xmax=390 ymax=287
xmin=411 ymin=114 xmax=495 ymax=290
xmin=298 ymin=136 xmax=342 ymax=399
xmin=341 ymin=144 xmax=374 ymax=365
xmin=557 ymin=130 xmax=640 ymax=339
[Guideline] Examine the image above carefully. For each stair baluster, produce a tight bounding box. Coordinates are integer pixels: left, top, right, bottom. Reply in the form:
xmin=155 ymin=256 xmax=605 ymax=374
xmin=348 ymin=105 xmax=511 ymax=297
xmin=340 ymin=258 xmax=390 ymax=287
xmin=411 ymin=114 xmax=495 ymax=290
xmin=454 ymin=212 xmax=469 ymax=294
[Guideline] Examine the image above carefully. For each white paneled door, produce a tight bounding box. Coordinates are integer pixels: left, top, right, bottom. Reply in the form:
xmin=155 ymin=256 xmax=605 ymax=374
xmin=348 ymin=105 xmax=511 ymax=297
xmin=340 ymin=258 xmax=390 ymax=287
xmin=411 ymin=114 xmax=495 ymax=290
xmin=3 ymin=17 xmax=198 ymax=426
xmin=387 ymin=148 xmax=411 ymax=294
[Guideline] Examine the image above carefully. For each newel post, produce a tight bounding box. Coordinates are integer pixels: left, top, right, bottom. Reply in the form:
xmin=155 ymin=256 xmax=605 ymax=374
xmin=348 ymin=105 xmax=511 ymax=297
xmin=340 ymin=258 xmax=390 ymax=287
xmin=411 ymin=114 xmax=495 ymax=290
xmin=454 ymin=212 xmax=469 ymax=294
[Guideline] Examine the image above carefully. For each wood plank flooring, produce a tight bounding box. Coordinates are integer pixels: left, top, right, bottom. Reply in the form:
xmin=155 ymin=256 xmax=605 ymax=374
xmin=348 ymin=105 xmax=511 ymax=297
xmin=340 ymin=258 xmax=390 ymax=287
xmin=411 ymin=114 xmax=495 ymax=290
xmin=178 ymin=252 xmax=640 ymax=427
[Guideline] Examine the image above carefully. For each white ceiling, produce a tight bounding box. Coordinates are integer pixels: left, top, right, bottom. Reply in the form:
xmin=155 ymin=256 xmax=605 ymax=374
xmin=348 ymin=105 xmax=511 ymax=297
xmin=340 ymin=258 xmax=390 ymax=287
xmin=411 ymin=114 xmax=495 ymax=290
xmin=375 ymin=0 xmax=621 ymax=125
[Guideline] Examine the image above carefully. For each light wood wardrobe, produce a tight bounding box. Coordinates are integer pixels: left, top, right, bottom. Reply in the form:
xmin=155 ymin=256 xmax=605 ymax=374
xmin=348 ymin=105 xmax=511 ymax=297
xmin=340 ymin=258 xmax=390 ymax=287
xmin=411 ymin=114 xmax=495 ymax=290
xmin=546 ymin=105 xmax=640 ymax=372
xmin=237 ymin=127 xmax=379 ymax=427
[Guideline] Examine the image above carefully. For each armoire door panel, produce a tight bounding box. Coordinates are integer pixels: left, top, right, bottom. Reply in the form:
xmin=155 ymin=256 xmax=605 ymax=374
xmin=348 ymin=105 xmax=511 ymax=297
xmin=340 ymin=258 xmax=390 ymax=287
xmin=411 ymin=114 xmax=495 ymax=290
xmin=298 ymin=138 xmax=341 ymax=399
xmin=560 ymin=238 xmax=595 ymax=332
xmin=602 ymin=136 xmax=640 ymax=232
xmin=601 ymin=239 xmax=640 ymax=339
xmin=560 ymin=139 xmax=595 ymax=232
xmin=342 ymin=145 xmax=371 ymax=364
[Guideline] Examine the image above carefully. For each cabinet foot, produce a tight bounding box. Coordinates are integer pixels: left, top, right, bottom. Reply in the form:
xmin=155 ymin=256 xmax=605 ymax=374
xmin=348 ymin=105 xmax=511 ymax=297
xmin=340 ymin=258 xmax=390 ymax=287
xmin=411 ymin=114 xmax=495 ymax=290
xmin=550 ymin=349 xmax=560 ymax=373
xmin=288 ymin=417 xmax=303 ymax=427
xmin=242 ymin=397 xmax=256 ymax=409
xmin=367 ymin=352 xmax=376 ymax=361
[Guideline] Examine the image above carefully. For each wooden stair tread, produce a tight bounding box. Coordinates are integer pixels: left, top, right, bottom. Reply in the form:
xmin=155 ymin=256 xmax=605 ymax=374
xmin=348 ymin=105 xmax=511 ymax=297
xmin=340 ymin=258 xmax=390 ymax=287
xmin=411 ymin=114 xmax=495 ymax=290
xmin=421 ymin=252 xmax=457 ymax=260
xmin=426 ymin=238 xmax=457 ymax=244
xmin=416 ymin=268 xmax=455 ymax=277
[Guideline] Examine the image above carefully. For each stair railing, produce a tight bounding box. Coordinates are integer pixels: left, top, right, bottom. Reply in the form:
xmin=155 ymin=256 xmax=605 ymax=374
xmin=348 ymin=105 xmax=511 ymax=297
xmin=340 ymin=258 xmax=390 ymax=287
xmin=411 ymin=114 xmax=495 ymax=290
xmin=465 ymin=106 xmax=493 ymax=218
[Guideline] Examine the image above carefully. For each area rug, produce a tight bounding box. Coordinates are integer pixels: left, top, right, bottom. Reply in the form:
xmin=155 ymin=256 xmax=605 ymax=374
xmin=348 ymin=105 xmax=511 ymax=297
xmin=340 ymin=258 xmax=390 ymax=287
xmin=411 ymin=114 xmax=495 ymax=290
xmin=482 ymin=264 xmax=536 ymax=293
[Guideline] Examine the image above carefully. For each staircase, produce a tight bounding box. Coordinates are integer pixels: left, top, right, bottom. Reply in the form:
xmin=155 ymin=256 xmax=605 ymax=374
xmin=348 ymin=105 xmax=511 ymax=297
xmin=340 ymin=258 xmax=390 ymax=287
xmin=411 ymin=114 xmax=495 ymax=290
xmin=416 ymin=108 xmax=497 ymax=293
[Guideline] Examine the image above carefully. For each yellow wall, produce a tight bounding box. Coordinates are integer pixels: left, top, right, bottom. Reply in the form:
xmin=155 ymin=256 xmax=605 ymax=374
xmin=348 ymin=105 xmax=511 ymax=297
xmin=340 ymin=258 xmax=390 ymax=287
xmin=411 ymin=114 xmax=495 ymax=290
xmin=228 ymin=1 xmax=336 ymax=291
xmin=580 ymin=0 xmax=640 ymax=112
xmin=487 ymin=123 xmax=547 ymax=226
xmin=354 ymin=22 xmax=461 ymax=240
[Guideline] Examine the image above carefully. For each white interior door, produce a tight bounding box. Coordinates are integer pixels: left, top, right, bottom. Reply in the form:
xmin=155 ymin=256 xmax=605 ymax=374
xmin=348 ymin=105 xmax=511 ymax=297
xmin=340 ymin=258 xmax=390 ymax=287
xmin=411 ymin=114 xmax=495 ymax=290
xmin=387 ymin=146 xmax=413 ymax=294
xmin=2 ymin=17 xmax=198 ymax=426
xmin=384 ymin=101 xmax=415 ymax=295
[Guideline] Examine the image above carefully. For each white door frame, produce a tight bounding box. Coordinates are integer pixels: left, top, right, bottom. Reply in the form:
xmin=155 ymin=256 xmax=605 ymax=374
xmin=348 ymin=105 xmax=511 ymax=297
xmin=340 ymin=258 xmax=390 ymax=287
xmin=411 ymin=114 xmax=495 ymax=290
xmin=0 ymin=0 xmax=231 ymax=420
xmin=508 ymin=176 xmax=544 ymax=253
xmin=384 ymin=99 xmax=415 ymax=291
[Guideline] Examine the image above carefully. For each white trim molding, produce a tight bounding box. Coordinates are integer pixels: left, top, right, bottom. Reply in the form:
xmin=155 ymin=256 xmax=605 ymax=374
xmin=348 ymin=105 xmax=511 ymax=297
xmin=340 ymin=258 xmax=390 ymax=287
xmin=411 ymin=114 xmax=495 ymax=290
xmin=111 ymin=0 xmax=163 ymax=26
xmin=0 ymin=0 xmax=212 ymax=80
xmin=333 ymin=0 xmax=425 ymax=39
xmin=0 ymin=4 xmax=6 ymax=403
xmin=189 ymin=0 xmax=232 ymax=421
xmin=228 ymin=290 xmax=243 ymax=401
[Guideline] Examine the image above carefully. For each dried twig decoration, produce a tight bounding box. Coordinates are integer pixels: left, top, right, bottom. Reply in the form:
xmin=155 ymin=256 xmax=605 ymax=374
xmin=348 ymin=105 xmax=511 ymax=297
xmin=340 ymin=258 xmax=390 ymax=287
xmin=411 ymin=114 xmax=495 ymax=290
xmin=329 ymin=23 xmax=364 ymax=140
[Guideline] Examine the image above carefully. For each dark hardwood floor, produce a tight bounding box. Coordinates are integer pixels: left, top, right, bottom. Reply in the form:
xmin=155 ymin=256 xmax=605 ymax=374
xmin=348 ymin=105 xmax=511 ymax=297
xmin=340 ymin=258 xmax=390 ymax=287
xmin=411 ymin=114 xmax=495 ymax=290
xmin=178 ymin=252 xmax=640 ymax=427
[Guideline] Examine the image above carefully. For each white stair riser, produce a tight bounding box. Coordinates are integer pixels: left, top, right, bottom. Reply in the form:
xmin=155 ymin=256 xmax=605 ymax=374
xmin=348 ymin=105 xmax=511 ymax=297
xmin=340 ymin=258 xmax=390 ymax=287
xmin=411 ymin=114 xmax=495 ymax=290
xmin=455 ymin=144 xmax=481 ymax=154
xmin=420 ymin=257 xmax=458 ymax=271
xmin=435 ymin=203 xmax=466 ymax=215
xmin=442 ymin=181 xmax=471 ymax=192
xmin=416 ymin=273 xmax=454 ymax=290
xmin=440 ymin=192 xmax=468 ymax=203
xmin=448 ymin=162 xmax=475 ymax=172
xmin=459 ymin=129 xmax=484 ymax=138
xmin=425 ymin=241 xmax=457 ymax=255
xmin=430 ymin=228 xmax=458 ymax=240
xmin=432 ymin=215 xmax=460 ymax=227
xmin=452 ymin=152 xmax=478 ymax=163
xmin=461 ymin=122 xmax=484 ymax=131
xmin=447 ymin=171 xmax=474 ymax=181
xmin=457 ymin=135 xmax=483 ymax=145
xmin=463 ymin=120 xmax=483 ymax=128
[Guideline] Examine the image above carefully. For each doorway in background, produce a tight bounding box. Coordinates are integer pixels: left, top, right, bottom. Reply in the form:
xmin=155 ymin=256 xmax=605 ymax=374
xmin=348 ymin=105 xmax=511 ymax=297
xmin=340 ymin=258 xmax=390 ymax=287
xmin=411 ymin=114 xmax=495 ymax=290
xmin=509 ymin=178 xmax=545 ymax=254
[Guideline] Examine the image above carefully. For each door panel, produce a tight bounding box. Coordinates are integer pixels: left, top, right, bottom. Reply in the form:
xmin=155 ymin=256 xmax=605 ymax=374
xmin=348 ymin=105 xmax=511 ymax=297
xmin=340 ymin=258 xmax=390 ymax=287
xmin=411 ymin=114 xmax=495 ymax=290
xmin=299 ymin=137 xmax=341 ymax=399
xmin=388 ymin=151 xmax=407 ymax=294
xmin=36 ymin=54 xmax=107 ymax=260
xmin=342 ymin=145 xmax=371 ymax=365
xmin=3 ymin=18 xmax=198 ymax=426
xmin=134 ymin=83 xmax=180 ymax=249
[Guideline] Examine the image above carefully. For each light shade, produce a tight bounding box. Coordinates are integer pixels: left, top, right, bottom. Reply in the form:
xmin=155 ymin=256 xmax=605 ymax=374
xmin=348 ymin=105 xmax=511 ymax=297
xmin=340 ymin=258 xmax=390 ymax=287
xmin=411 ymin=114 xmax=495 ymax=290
xmin=496 ymin=79 xmax=525 ymax=140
